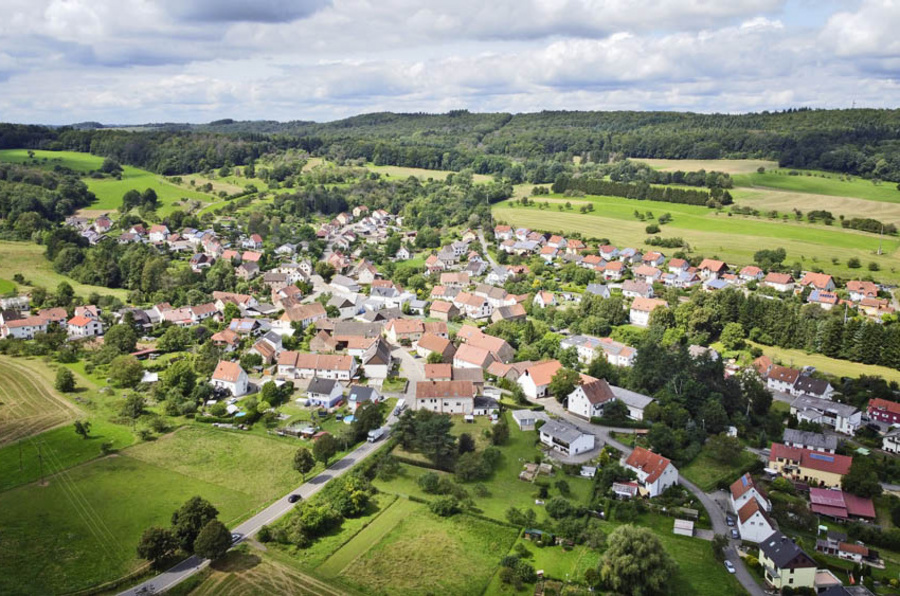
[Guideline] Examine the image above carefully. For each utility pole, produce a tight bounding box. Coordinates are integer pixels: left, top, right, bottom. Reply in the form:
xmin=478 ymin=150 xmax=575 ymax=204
xmin=878 ymin=224 xmax=884 ymax=256
xmin=37 ymin=444 xmax=44 ymax=484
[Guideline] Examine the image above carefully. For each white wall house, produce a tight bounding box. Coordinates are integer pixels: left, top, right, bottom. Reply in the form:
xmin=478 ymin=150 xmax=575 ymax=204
xmin=621 ymin=447 xmax=678 ymax=498
xmin=539 ymin=420 xmax=595 ymax=456
xmin=567 ymin=378 xmax=615 ymax=420
xmin=736 ymin=499 xmax=777 ymax=544
xmin=210 ymin=361 xmax=250 ymax=397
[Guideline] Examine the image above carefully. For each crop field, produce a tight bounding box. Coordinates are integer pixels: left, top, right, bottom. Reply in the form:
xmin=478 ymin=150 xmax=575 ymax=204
xmin=636 ymin=158 xmax=779 ymax=175
xmin=493 ymin=196 xmax=900 ymax=282
xmin=336 ymin=503 xmax=519 ymax=596
xmin=0 ymin=455 xmax=253 ymax=596
xmin=365 ymin=163 xmax=494 ymax=183
xmin=0 ymin=356 xmax=82 ymax=448
xmin=732 ymin=187 xmax=900 ymax=226
xmin=0 ymin=240 xmax=129 ymax=299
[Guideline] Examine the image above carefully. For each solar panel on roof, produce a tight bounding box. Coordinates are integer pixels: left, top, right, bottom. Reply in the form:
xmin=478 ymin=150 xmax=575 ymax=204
xmin=741 ymin=477 xmax=749 ymax=487
xmin=809 ymin=453 xmax=834 ymax=462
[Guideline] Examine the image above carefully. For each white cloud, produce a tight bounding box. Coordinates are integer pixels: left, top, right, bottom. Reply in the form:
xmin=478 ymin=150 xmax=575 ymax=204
xmin=822 ymin=0 xmax=900 ymax=57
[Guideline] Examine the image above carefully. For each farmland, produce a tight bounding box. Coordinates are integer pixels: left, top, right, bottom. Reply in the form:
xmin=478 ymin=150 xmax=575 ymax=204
xmin=0 ymin=356 xmax=82 ymax=447
xmin=732 ymin=168 xmax=900 ymax=204
xmin=492 ymin=195 xmax=900 ymax=282
xmin=636 ymin=158 xmax=779 ymax=175
xmin=0 ymin=278 xmax=16 ymax=294
xmin=364 ymin=163 xmax=494 ymax=183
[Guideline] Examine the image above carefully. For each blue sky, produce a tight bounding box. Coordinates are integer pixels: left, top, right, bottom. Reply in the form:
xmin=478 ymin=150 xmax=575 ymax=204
xmin=0 ymin=0 xmax=896 ymax=124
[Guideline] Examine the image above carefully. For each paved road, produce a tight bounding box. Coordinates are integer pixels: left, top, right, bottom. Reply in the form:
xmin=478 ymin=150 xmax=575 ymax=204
xmin=476 ymin=229 xmax=498 ymax=268
xmin=120 ymin=416 xmax=399 ymax=596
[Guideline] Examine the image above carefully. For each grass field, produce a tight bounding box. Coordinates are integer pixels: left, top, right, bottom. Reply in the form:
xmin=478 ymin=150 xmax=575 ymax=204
xmin=364 ymin=163 xmax=494 ymax=184
xmin=0 ymin=356 xmax=83 ymax=448
xmin=0 ymin=240 xmax=129 ymax=299
xmin=493 ymin=195 xmax=900 ymax=283
xmin=0 ymin=148 xmax=105 ymax=173
xmin=636 ymin=158 xmax=779 ymax=175
xmin=749 ymin=341 xmax=900 ymax=384
xmin=484 ymin=538 xmax=600 ymax=593
xmin=732 ymin=169 xmax=900 ymax=204
xmin=337 ymin=504 xmax=519 ymax=596
xmin=0 ymin=455 xmax=253 ymax=596
xmin=679 ymin=443 xmax=759 ymax=492
xmin=0 ymin=278 xmax=16 ymax=294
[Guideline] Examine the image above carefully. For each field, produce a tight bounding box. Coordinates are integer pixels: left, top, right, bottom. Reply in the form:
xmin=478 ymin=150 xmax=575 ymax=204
xmin=749 ymin=341 xmax=900 ymax=384
xmin=679 ymin=443 xmax=759 ymax=492
xmin=0 ymin=149 xmax=217 ymax=215
xmin=493 ymin=195 xmax=900 ymax=282
xmin=0 ymin=240 xmax=129 ymax=299
xmin=636 ymin=158 xmax=779 ymax=175
xmin=731 ymin=187 xmax=900 ymax=227
xmin=0 ymin=278 xmax=16 ymax=294
xmin=364 ymin=163 xmax=494 ymax=184
xmin=0 ymin=356 xmax=82 ymax=447
xmin=336 ymin=503 xmax=519 ymax=595
xmin=732 ymin=169 xmax=900 ymax=203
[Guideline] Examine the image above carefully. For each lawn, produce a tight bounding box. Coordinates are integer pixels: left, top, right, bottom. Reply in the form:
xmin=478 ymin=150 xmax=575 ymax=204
xmin=679 ymin=443 xmax=759 ymax=492
xmin=748 ymin=341 xmax=900 ymax=384
xmin=493 ymin=196 xmax=900 ymax=283
xmin=337 ymin=503 xmax=519 ymax=596
xmin=0 ymin=355 xmax=83 ymax=448
xmin=0 ymin=240 xmax=129 ymax=299
xmin=732 ymin=168 xmax=900 ymax=204
xmin=0 ymin=455 xmax=253 ymax=596
xmin=364 ymin=163 xmax=494 ymax=184
xmin=484 ymin=538 xmax=600 ymax=593
xmin=635 ymin=158 xmax=779 ymax=175
xmin=0 ymin=278 xmax=15 ymax=294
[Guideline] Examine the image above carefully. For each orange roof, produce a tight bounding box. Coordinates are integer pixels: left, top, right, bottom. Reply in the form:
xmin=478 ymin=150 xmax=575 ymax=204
xmin=67 ymin=315 xmax=94 ymax=327
xmin=415 ymin=380 xmax=474 ymax=400
xmin=764 ymin=272 xmax=793 ymax=285
xmin=430 ymin=300 xmax=455 ymax=313
xmin=523 ymin=360 xmax=562 ymax=387
xmin=847 ymin=280 xmax=878 ymax=297
xmin=278 ymin=352 xmax=354 ymax=371
xmin=799 ymin=272 xmax=833 ymax=289
xmin=868 ymin=398 xmax=900 ymax=416
xmin=624 ymin=447 xmax=672 ymax=484
xmin=454 ymin=343 xmax=494 ymax=367
xmin=730 ymin=473 xmax=759 ymax=500
xmin=387 ymin=318 xmax=424 ymax=334
xmin=698 ymin=258 xmax=727 ymax=272
xmin=212 ymin=360 xmax=244 ymax=383
xmin=769 ymin=443 xmax=852 ymax=475
xmin=631 ymin=297 xmax=667 ymax=312
xmin=424 ymin=363 xmax=452 ymax=379
xmin=211 ymin=329 xmax=240 ymax=344
xmin=737 ymin=498 xmax=765 ymax=524
xmin=417 ymin=332 xmax=451 ymax=354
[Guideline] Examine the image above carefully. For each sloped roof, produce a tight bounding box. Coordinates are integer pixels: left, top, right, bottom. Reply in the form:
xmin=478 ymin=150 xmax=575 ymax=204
xmin=624 ymin=446 xmax=672 ymax=484
xmin=578 ymin=378 xmax=615 ymax=405
xmin=415 ymin=380 xmax=474 ymax=399
xmin=212 ymin=361 xmax=245 ymax=383
xmin=523 ymin=360 xmax=562 ymax=387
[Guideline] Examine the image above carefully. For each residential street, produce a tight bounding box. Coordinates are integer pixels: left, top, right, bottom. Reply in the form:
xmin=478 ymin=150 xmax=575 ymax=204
xmin=477 ymin=230 xmax=498 ymax=268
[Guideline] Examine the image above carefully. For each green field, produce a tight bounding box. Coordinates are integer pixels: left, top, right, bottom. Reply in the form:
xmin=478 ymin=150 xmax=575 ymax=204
xmin=679 ymin=443 xmax=759 ymax=492
xmin=733 ymin=169 xmax=900 ymax=204
xmin=493 ymin=195 xmax=900 ymax=282
xmin=749 ymin=341 xmax=900 ymax=384
xmin=485 ymin=537 xmax=600 ymax=593
xmin=0 ymin=278 xmax=16 ymax=294
xmin=338 ymin=503 xmax=519 ymax=595
xmin=0 ymin=149 xmax=217 ymax=215
xmin=0 ymin=240 xmax=129 ymax=299
xmin=365 ymin=163 xmax=494 ymax=184
xmin=636 ymin=158 xmax=779 ymax=175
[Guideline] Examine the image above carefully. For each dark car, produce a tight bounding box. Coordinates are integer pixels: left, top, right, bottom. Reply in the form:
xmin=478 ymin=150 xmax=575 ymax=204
xmin=730 ymin=529 xmax=740 ymax=540
xmin=288 ymin=494 xmax=302 ymax=504
xmin=230 ymin=532 xmax=243 ymax=544
xmin=725 ymin=516 xmax=735 ymax=527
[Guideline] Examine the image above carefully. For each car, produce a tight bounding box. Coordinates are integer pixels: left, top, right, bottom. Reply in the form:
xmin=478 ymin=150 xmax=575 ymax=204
xmin=230 ymin=532 xmax=243 ymax=544
xmin=724 ymin=560 xmax=736 ymax=574
xmin=288 ymin=494 xmax=301 ymax=503
xmin=730 ymin=529 xmax=740 ymax=540
xmin=725 ymin=516 xmax=735 ymax=527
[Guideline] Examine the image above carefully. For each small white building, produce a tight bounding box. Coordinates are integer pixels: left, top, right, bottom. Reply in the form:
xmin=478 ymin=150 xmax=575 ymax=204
xmin=730 ymin=473 xmax=772 ymax=513
xmin=567 ymin=378 xmax=615 ymax=420
xmin=511 ymin=409 xmax=550 ymax=431
xmin=736 ymin=499 xmax=777 ymax=544
xmin=883 ymin=428 xmax=900 ymax=454
xmin=210 ymin=361 xmax=250 ymax=397
xmin=621 ymin=446 xmax=678 ymax=498
xmin=629 ymin=297 xmax=667 ymax=328
xmin=538 ymin=420 xmax=595 ymax=456
xmin=611 ymin=386 xmax=654 ymax=421
xmin=66 ymin=315 xmax=104 ymax=339
xmin=517 ymin=360 xmax=562 ymax=400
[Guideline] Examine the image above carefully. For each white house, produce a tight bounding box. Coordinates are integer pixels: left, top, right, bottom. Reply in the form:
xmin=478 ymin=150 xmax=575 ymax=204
xmin=307 ymin=378 xmax=344 ymax=408
xmin=790 ymin=394 xmax=860 ymax=435
xmin=883 ymin=428 xmax=900 ymax=454
xmin=347 ymin=385 xmax=380 ymax=412
xmin=1 ymin=316 xmax=49 ymax=339
xmin=360 ymin=339 xmax=392 ymax=380
xmin=736 ymin=499 xmax=778 ymax=544
xmin=730 ymin=473 xmax=772 ymax=513
xmin=277 ymin=352 xmax=357 ymax=381
xmin=611 ymin=386 xmax=654 ymax=420
xmin=629 ymin=297 xmax=667 ymax=328
xmin=539 ymin=420 xmax=595 ymax=456
xmin=621 ymin=446 xmax=678 ymax=498
xmin=210 ymin=361 xmax=250 ymax=397
xmin=518 ymin=360 xmax=562 ymax=399
xmin=567 ymin=378 xmax=615 ymax=420
xmin=66 ymin=315 xmax=104 ymax=339
xmin=414 ymin=380 xmax=475 ymax=415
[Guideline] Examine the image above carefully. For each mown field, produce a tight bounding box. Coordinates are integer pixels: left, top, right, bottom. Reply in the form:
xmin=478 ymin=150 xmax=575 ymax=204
xmin=492 ymin=195 xmax=900 ymax=282
xmin=0 ymin=278 xmax=16 ymax=294
xmin=636 ymin=158 xmax=779 ymax=175
xmin=732 ymin=187 xmax=900 ymax=227
xmin=732 ymin=168 xmax=900 ymax=204
xmin=364 ymin=163 xmax=494 ymax=183
xmin=0 ymin=240 xmax=129 ymax=299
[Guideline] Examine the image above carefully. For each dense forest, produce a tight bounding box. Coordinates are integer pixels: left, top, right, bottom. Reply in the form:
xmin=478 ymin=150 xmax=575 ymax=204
xmin=3 ymin=107 xmax=900 ymax=181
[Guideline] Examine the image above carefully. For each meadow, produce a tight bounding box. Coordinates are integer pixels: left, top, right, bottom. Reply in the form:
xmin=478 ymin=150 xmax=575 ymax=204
xmin=732 ymin=168 xmax=900 ymax=204
xmin=679 ymin=443 xmax=759 ymax=492
xmin=364 ymin=163 xmax=494 ymax=183
xmin=636 ymin=158 xmax=779 ymax=175
xmin=0 ymin=278 xmax=16 ymax=294
xmin=492 ymin=195 xmax=900 ymax=282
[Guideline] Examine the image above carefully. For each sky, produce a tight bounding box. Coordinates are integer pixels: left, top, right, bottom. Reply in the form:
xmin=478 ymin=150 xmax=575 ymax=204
xmin=0 ymin=0 xmax=898 ymax=124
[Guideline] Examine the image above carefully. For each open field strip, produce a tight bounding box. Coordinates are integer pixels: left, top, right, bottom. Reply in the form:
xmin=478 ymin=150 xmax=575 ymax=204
xmin=365 ymin=163 xmax=494 ymax=183
xmin=732 ymin=169 xmax=900 ymax=203
xmin=0 ymin=356 xmax=82 ymax=447
xmin=635 ymin=158 xmax=779 ymax=174
xmin=732 ymin=187 xmax=900 ymax=226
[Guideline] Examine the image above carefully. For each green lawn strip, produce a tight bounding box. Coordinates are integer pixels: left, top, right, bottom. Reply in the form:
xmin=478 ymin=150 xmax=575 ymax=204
xmin=0 ymin=455 xmax=254 ymax=596
xmin=679 ymin=444 xmax=758 ymax=492
xmin=316 ymin=496 xmax=415 ymax=578
xmin=0 ymin=278 xmax=15 ymax=294
xmin=748 ymin=341 xmax=900 ymax=384
xmin=0 ymin=149 xmax=105 ymax=173
xmin=0 ymin=420 xmax=135 ymax=492
xmin=339 ymin=505 xmax=519 ymax=596
xmin=732 ymin=170 xmax=900 ymax=204
xmin=85 ymin=165 xmax=215 ymax=214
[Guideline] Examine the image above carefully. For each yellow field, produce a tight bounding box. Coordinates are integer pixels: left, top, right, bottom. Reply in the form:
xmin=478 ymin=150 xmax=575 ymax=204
xmin=635 ymin=158 xmax=780 ymax=174
xmin=0 ymin=241 xmax=129 ymax=300
xmin=0 ymin=357 xmax=81 ymax=447
xmin=750 ymin=342 xmax=900 ymax=384
xmin=365 ymin=163 xmax=493 ymax=183
xmin=733 ymin=187 xmax=900 ymax=226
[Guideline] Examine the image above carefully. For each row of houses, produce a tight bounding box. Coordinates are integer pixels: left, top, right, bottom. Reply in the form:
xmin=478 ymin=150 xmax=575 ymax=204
xmin=0 ymin=305 xmax=104 ymax=340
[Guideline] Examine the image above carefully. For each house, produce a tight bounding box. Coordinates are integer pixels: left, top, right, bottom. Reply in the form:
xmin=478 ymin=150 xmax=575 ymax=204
xmin=790 ymin=394 xmax=860 ymax=435
xmin=236 ymin=262 xmax=260 ymax=280
xmin=560 ymin=335 xmax=605 ymax=365
xmin=768 ymin=443 xmax=852 ymax=488
xmin=758 ymin=532 xmax=817 ymax=591
xmin=799 ymin=272 xmax=836 ymax=292
xmin=584 ymin=283 xmax=610 ymax=299
xmin=511 ymin=409 xmax=550 ymax=431
xmin=816 ymin=534 xmax=878 ymax=566
xmin=453 ymin=292 xmax=493 ymax=320
xmin=384 ymin=318 xmax=424 ymax=344
xmin=621 ymin=447 xmax=678 ymax=498
xmin=277 ymin=352 xmax=357 ymax=380
xmin=213 ymin=291 xmax=258 ymax=311
xmin=539 ymin=420 xmax=595 ymax=456
xmin=328 ymin=295 xmax=359 ymax=320
xmin=629 ymin=297 xmax=667 ymax=327
xmin=597 ymin=338 xmax=637 ymax=367
xmin=567 ymin=377 xmax=616 ymax=419
xmin=632 ymin=265 xmax=662 ymax=285
xmin=667 ymin=258 xmax=689 ymax=274
xmin=210 ymin=328 xmax=241 ymax=352
xmin=736 ymin=499 xmax=777 ymax=544
xmin=808 ymin=488 xmax=876 ymax=521
xmin=307 ymin=378 xmax=344 ymax=408
xmin=611 ymin=386 xmax=654 ymax=420
xmin=494 ymin=224 xmax=513 ymax=240
xmin=642 ymin=251 xmax=665 ymax=267
xmin=210 ymin=361 xmax=250 ymax=397
xmin=763 ymin=272 xmax=795 ymax=293
xmin=698 ymin=258 xmax=728 ymax=279
xmin=424 ymin=363 xmax=452 ymax=382
xmin=515 ymin=359 xmax=564 ymax=399
xmin=883 ymin=427 xmax=900 ymax=453
xmin=847 ymin=280 xmax=879 ymax=302
xmin=453 ymin=343 xmax=495 ymax=370
xmin=347 ymin=385 xmax=380 ymax=412
xmin=414 ymin=380 xmax=475 ymax=415
xmin=739 ymin=265 xmax=765 ymax=282
xmin=866 ymin=398 xmax=900 ymax=425
xmin=621 ymin=280 xmax=654 ymax=299
xmin=730 ymin=473 xmax=772 ymax=514
xmin=491 ymin=303 xmax=527 ymax=324
xmin=67 ymin=315 xmax=103 ymax=339
xmin=782 ymin=429 xmax=838 ymax=454
xmin=275 ymin=302 xmax=327 ymax=334
xmin=440 ymin=272 xmax=469 ymax=288
xmin=330 ymin=275 xmax=360 ymax=295
xmin=148 ymin=224 xmax=169 ymax=243
xmin=416 ymin=332 xmax=455 ymax=362
xmin=602 ymin=261 xmax=625 ymax=281
xmin=360 ymin=338 xmax=393 ymax=380
xmin=766 ymin=365 xmax=801 ymax=393
xmin=0 ymin=316 xmax=49 ymax=339
xmin=394 ymin=246 xmax=411 ymax=261
xmin=456 ymin=325 xmax=516 ymax=363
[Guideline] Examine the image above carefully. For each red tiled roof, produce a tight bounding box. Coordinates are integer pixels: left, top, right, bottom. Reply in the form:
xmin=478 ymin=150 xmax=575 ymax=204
xmin=523 ymin=360 xmax=562 ymax=387
xmin=212 ymin=360 xmax=244 ymax=382
xmin=424 ymin=363 xmax=452 ymax=380
xmin=769 ymin=443 xmax=852 ymax=476
xmin=415 ymin=380 xmax=474 ymax=400
xmin=631 ymin=297 xmax=667 ymax=312
xmin=624 ymin=446 xmax=672 ymax=484
xmin=868 ymin=398 xmax=900 ymax=416
xmin=799 ymin=272 xmax=833 ymax=289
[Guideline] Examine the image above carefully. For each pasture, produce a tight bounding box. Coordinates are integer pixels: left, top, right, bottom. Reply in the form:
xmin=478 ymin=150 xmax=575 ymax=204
xmin=492 ymin=196 xmax=900 ymax=283
xmin=0 ymin=148 xmax=105 ymax=173
xmin=748 ymin=341 xmax=900 ymax=384
xmin=0 ymin=240 xmax=129 ymax=299
xmin=732 ymin=187 xmax=900 ymax=227
xmin=732 ymin=169 xmax=900 ymax=203
xmin=337 ymin=503 xmax=519 ymax=596
xmin=635 ymin=158 xmax=779 ymax=175
xmin=0 ymin=356 xmax=82 ymax=448
xmin=365 ymin=163 xmax=494 ymax=184
xmin=0 ymin=278 xmax=15 ymax=294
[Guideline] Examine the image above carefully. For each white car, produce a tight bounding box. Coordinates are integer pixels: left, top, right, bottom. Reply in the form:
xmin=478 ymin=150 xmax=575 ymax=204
xmin=724 ymin=560 xmax=736 ymax=574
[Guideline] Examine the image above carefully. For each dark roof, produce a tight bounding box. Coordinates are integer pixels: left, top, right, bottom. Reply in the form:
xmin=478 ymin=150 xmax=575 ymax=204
xmin=362 ymin=338 xmax=393 ymax=366
xmin=308 ymin=377 xmax=341 ymax=395
xmin=348 ymin=385 xmax=378 ymax=402
xmin=759 ymin=532 xmax=816 ymax=569
xmin=793 ymin=375 xmax=831 ymax=396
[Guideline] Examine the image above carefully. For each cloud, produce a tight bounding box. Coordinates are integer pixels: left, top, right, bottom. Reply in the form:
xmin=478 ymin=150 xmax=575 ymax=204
xmin=160 ymin=0 xmax=331 ymax=24
xmin=822 ymin=0 xmax=900 ymax=58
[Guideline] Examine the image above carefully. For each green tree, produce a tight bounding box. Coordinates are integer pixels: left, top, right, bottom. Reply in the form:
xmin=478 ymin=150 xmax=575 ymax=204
xmin=313 ymin=434 xmax=339 ymax=467
xmin=158 ymin=326 xmax=192 ymax=352
xmin=193 ymin=520 xmax=232 ymax=561
xmin=600 ymin=525 xmax=676 ymax=596
xmin=706 ymin=433 xmax=742 ymax=464
xmin=490 ymin=417 xmax=510 ymax=445
xmin=136 ymin=526 xmax=178 ymax=569
xmin=109 ymin=355 xmax=144 ymax=388
xmin=293 ymin=447 xmax=315 ymax=481
xmin=720 ymin=322 xmax=745 ymax=350
xmin=842 ymin=457 xmax=883 ymax=498
xmin=315 ymin=261 xmax=336 ymax=283
xmin=351 ymin=401 xmax=385 ymax=442
xmin=120 ymin=394 xmax=146 ymax=420
xmin=73 ymin=419 xmax=91 ymax=439
xmin=549 ymin=368 xmax=580 ymax=403
xmin=55 ymin=367 xmax=75 ymax=393
xmin=166 ymin=360 xmax=197 ymax=395
xmin=222 ymin=302 xmax=241 ymax=324
xmin=104 ymin=324 xmax=138 ymax=355
xmin=171 ymin=496 xmax=219 ymax=552
xmin=426 ymin=351 xmax=444 ymax=364
xmin=458 ymin=432 xmax=476 ymax=454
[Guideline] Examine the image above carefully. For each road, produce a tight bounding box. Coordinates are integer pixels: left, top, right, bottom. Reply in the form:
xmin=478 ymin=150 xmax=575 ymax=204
xmin=120 ymin=417 xmax=401 ymax=596
xmin=476 ymin=229 xmax=498 ymax=268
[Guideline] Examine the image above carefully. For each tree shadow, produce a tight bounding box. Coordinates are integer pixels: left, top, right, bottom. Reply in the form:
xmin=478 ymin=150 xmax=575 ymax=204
xmin=210 ymin=551 xmax=261 ymax=573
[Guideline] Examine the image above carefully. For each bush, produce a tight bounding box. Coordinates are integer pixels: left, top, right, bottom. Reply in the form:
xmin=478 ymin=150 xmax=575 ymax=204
xmin=429 ymin=497 xmax=461 ymax=517
xmin=645 ymin=224 xmax=661 ymax=234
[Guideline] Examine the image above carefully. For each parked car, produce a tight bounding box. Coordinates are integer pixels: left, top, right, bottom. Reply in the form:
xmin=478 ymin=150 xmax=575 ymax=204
xmin=724 ymin=560 xmax=736 ymax=574
xmin=730 ymin=529 xmax=740 ymax=540
xmin=726 ymin=516 xmax=735 ymax=527
xmin=230 ymin=532 xmax=243 ymax=544
xmin=288 ymin=494 xmax=301 ymax=503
